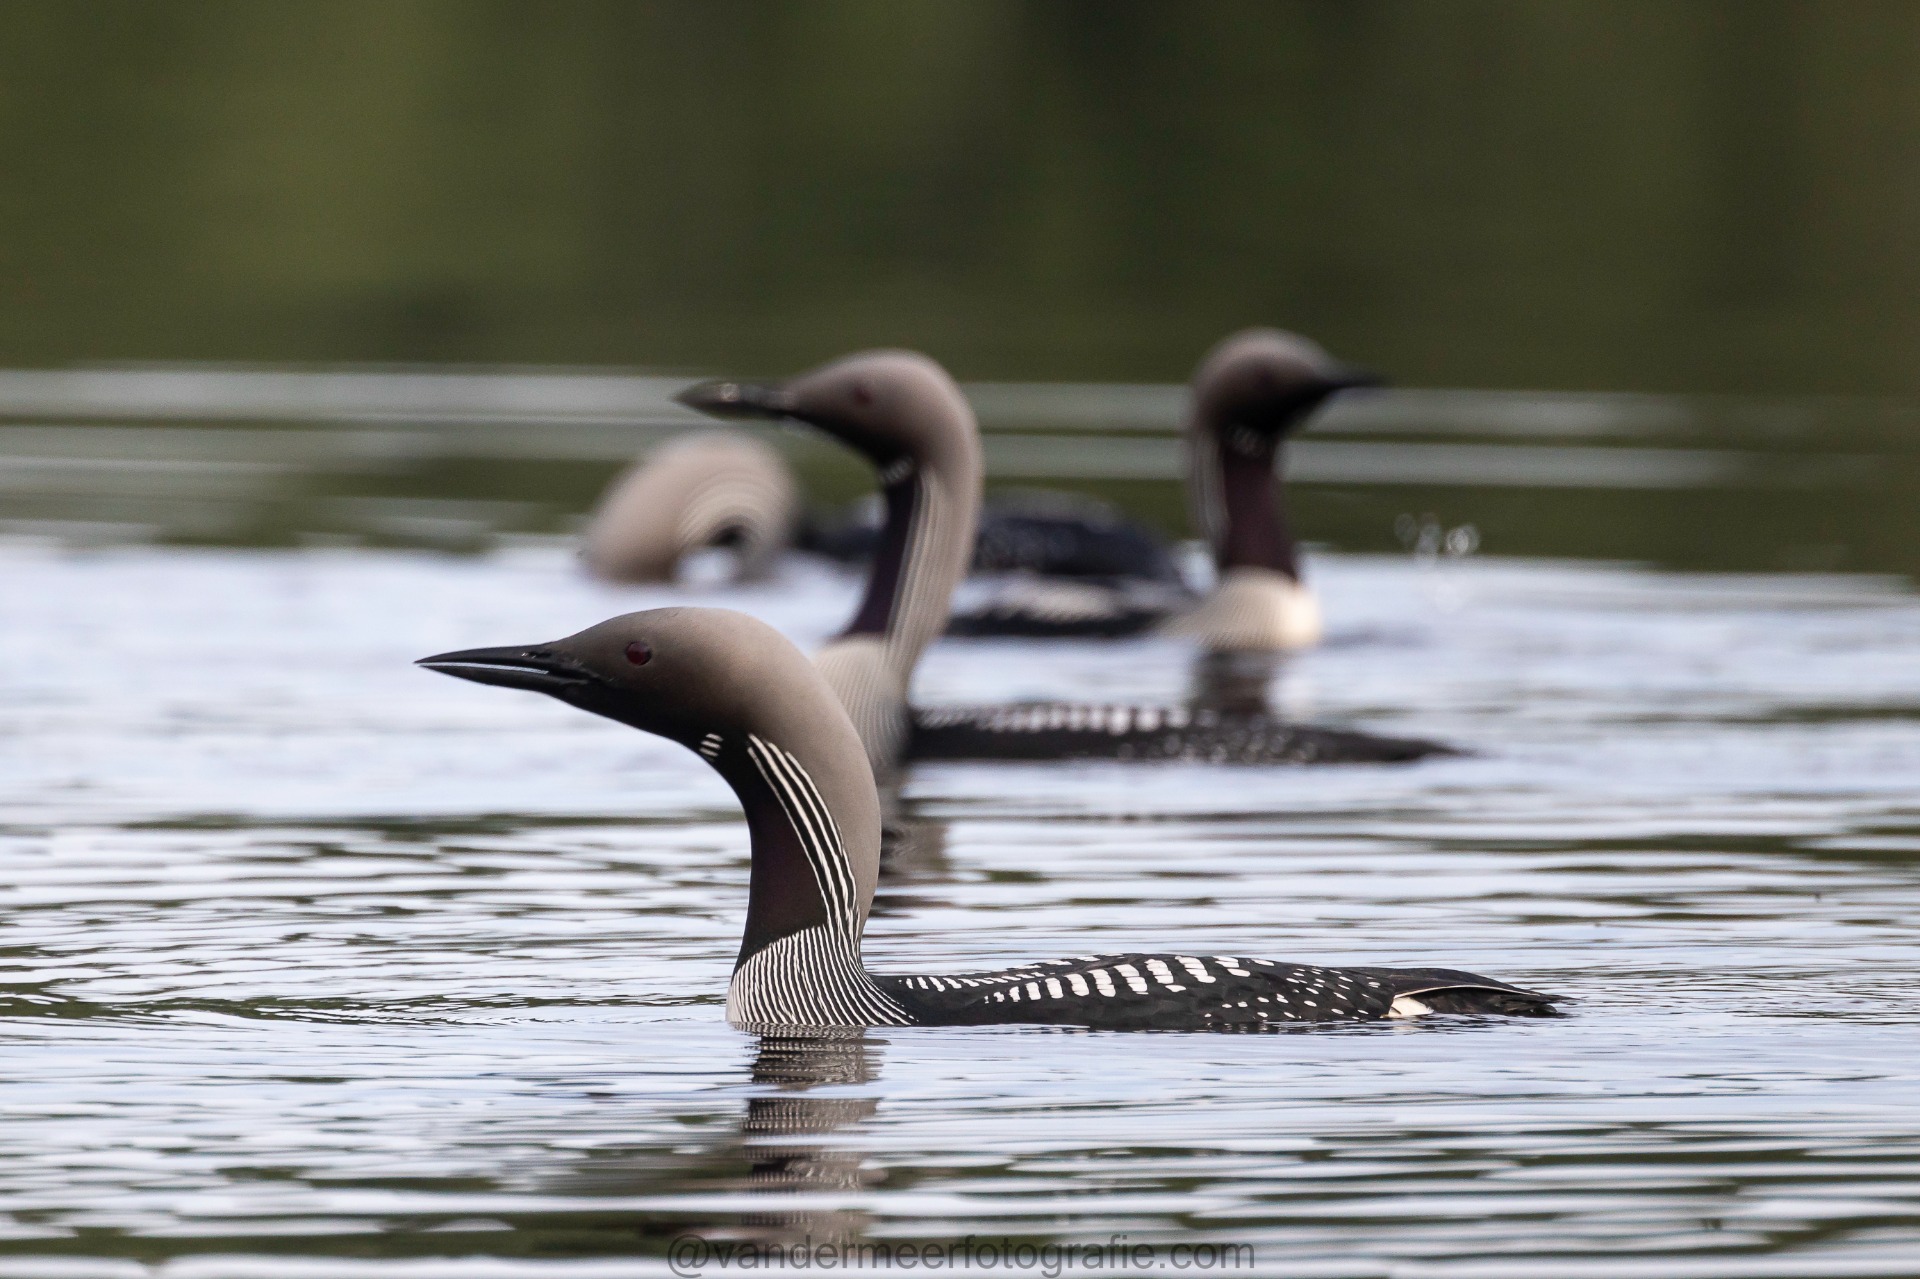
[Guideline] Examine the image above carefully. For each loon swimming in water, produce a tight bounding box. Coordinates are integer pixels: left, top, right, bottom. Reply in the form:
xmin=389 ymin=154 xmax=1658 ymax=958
xmin=417 ymin=607 xmax=1556 ymax=1030
xmin=676 ymin=350 xmax=1450 ymax=771
xmin=583 ymin=432 xmax=1180 ymax=597
xmin=954 ymin=329 xmax=1376 ymax=647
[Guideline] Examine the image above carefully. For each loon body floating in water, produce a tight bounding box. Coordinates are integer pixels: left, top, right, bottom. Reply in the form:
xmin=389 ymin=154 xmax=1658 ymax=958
xmin=810 ymin=487 xmax=1194 ymax=636
xmin=581 ymin=430 xmax=797 ymax=584
xmin=418 ymin=607 xmax=1556 ymax=1029
xmin=676 ymin=349 xmax=1451 ymax=770
xmin=908 ymin=701 xmax=1439 ymax=765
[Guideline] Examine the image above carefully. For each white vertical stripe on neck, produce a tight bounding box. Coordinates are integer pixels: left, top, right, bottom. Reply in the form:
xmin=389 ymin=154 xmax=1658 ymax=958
xmin=884 ymin=473 xmax=936 ymax=674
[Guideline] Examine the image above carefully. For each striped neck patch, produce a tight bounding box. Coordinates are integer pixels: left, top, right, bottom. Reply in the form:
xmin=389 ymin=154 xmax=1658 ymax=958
xmin=735 ymin=733 xmax=910 ymax=1028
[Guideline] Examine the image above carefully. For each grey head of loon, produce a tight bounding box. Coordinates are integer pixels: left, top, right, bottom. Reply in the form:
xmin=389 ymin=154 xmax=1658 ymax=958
xmin=418 ymin=607 xmax=888 ymax=975
xmin=675 ymin=350 xmax=980 ymax=489
xmin=674 ymin=352 xmax=984 ymax=778
xmin=1186 ymin=328 xmax=1382 ymax=580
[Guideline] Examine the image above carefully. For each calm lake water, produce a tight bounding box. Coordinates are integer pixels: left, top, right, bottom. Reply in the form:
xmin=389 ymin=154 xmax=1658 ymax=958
xmin=5 ymin=530 xmax=1920 ymax=1276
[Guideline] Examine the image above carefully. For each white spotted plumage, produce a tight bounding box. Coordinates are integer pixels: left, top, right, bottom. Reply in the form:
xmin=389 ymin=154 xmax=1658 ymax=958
xmin=870 ymin=953 xmax=1538 ymax=1028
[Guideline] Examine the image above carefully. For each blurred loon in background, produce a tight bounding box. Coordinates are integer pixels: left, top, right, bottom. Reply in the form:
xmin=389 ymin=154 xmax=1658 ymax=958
xmin=675 ymin=349 xmax=1451 ymax=771
xmin=418 ymin=607 xmax=1555 ymax=1030
xmin=953 ymin=329 xmax=1377 ymax=646
xmin=584 ymin=329 xmax=1373 ymax=654
xmin=581 ymin=430 xmax=797 ymax=583
xmin=586 ymin=429 xmax=1190 ymax=626
xmin=812 ymin=485 xmax=1194 ymax=639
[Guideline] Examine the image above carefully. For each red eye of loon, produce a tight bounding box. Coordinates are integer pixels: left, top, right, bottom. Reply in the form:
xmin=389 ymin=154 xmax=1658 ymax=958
xmin=851 ymin=381 xmax=873 ymax=407
xmin=625 ymin=641 xmax=652 ymax=666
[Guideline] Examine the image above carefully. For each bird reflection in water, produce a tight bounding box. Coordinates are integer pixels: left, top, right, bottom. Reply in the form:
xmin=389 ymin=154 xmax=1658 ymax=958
xmin=878 ymin=809 xmax=949 ymax=876
xmin=1187 ymin=648 xmax=1288 ymax=718
xmin=739 ymin=1031 xmax=884 ymax=1242
xmin=909 ymin=629 xmax=1443 ymax=765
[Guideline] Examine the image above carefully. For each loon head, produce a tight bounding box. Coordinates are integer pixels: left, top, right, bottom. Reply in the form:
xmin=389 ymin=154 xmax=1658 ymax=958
xmin=419 ymin=607 xmax=887 ymax=945
xmin=1185 ymin=329 xmax=1381 ymax=586
xmin=1190 ymin=328 xmax=1381 ymax=442
xmin=676 ymin=350 xmax=977 ymax=476
xmin=417 ymin=607 xmax=860 ymax=760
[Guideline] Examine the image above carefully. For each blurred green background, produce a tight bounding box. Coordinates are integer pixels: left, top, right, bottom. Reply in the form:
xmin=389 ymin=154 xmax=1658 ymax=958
xmin=3 ymin=0 xmax=1918 ymax=576
xmin=7 ymin=0 xmax=1918 ymax=389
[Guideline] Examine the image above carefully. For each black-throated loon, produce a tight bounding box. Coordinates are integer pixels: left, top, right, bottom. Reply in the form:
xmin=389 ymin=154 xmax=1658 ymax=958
xmin=418 ymin=607 xmax=1556 ymax=1030
xmin=583 ymin=432 xmax=1183 ymax=595
xmin=676 ymin=350 xmax=1450 ymax=771
xmin=953 ymin=328 xmax=1376 ymax=645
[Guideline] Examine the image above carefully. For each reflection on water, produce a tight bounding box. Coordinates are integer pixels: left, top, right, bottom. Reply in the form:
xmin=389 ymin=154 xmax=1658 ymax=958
xmin=2 ymin=541 xmax=1918 ymax=1271
xmin=741 ymin=1034 xmax=881 ymax=1245
xmin=1187 ymin=649 xmax=1287 ymax=716
xmin=540 ymin=1034 xmax=885 ymax=1250
xmin=878 ymin=812 xmax=951 ymax=881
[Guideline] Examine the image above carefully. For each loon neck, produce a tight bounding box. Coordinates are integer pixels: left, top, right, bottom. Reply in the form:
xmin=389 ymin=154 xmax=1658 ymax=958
xmin=700 ymin=714 xmax=908 ymax=1027
xmin=838 ymin=435 xmax=981 ymax=683
xmin=1188 ymin=420 xmax=1301 ymax=580
xmin=706 ymin=727 xmax=881 ymax=957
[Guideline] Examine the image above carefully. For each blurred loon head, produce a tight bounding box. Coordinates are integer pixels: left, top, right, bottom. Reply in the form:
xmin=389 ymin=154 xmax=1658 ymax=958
xmin=676 ymin=350 xmax=978 ymax=481
xmin=580 ymin=430 xmax=797 ymax=585
xmin=1191 ymin=329 xmax=1380 ymax=444
xmin=1174 ymin=328 xmax=1381 ymax=653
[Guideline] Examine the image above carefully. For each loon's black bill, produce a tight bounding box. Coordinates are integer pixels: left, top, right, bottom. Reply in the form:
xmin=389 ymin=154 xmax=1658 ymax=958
xmin=416 ymin=645 xmax=594 ymax=694
xmin=674 ymin=378 xmax=798 ymax=420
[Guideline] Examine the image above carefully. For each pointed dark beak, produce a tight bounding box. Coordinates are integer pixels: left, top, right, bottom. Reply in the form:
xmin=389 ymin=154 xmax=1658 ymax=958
xmin=415 ymin=644 xmax=597 ymax=695
xmin=674 ymin=378 xmax=799 ymax=421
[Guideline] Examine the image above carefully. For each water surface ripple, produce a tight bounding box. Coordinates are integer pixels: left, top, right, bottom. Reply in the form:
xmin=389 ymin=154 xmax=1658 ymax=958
xmin=3 ymin=543 xmax=1919 ymax=1276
